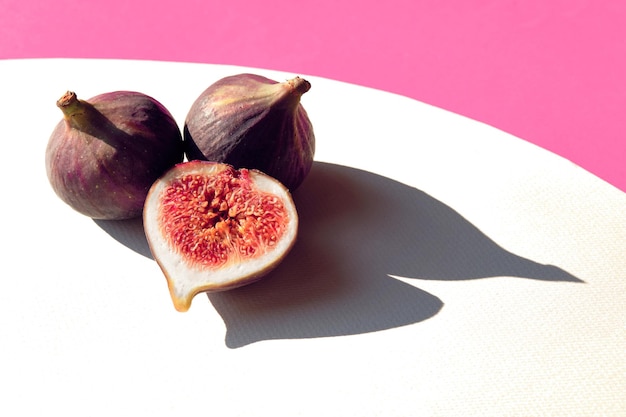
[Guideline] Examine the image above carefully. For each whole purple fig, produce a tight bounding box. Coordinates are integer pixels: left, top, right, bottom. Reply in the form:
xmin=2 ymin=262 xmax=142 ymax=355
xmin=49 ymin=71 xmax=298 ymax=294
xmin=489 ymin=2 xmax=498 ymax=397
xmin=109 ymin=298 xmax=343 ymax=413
xmin=184 ymin=74 xmax=315 ymax=191
xmin=45 ymin=91 xmax=184 ymax=220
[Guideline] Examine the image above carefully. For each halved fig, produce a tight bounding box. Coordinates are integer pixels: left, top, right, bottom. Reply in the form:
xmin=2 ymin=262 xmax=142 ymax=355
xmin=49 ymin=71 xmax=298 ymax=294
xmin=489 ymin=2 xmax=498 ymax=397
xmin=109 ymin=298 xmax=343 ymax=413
xmin=143 ymin=161 xmax=298 ymax=312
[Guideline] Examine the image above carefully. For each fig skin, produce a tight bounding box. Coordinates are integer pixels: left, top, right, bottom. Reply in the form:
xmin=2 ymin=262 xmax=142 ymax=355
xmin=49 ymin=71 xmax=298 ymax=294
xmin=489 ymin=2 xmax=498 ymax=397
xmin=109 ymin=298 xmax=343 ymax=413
xmin=184 ymin=73 xmax=315 ymax=191
xmin=143 ymin=160 xmax=299 ymax=312
xmin=45 ymin=91 xmax=184 ymax=220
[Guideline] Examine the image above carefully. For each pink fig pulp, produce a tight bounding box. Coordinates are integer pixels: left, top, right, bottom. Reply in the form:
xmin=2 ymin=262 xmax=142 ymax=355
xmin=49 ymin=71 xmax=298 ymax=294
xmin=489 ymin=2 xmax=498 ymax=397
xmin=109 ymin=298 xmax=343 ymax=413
xmin=143 ymin=160 xmax=299 ymax=312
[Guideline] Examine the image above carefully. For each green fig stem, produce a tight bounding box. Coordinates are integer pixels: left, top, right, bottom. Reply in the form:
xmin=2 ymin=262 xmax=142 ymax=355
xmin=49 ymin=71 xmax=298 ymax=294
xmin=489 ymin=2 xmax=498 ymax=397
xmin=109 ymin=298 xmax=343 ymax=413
xmin=287 ymin=77 xmax=311 ymax=97
xmin=56 ymin=91 xmax=104 ymax=133
xmin=55 ymin=91 xmax=128 ymax=148
xmin=56 ymin=91 xmax=81 ymax=114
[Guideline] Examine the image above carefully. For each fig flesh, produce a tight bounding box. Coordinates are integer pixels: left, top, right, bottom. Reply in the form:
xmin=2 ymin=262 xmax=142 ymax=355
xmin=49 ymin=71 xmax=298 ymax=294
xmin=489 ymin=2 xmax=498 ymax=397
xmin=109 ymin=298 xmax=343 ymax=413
xmin=184 ymin=74 xmax=315 ymax=191
xmin=143 ymin=160 xmax=298 ymax=312
xmin=45 ymin=91 xmax=184 ymax=220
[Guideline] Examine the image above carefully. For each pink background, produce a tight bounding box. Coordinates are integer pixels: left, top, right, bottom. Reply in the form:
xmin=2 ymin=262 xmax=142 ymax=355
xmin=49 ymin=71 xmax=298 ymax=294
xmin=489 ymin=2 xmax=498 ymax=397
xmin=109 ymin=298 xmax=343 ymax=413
xmin=2 ymin=0 xmax=624 ymax=192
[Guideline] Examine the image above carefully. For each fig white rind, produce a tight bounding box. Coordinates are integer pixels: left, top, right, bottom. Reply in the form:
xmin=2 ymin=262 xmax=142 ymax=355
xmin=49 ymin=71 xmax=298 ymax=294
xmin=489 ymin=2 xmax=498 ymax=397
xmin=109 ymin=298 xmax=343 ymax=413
xmin=143 ymin=161 xmax=298 ymax=312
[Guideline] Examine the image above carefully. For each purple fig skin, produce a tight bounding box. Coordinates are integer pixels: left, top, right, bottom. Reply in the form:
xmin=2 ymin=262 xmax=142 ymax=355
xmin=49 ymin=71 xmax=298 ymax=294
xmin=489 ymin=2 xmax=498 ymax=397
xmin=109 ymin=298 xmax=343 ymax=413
xmin=183 ymin=74 xmax=315 ymax=191
xmin=45 ymin=91 xmax=184 ymax=220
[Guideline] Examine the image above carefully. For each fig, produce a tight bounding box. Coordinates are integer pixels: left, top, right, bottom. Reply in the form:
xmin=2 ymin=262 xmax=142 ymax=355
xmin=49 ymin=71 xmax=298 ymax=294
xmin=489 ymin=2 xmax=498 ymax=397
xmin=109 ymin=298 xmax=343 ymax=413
xmin=184 ymin=73 xmax=315 ymax=191
xmin=143 ymin=160 xmax=298 ymax=312
xmin=45 ymin=91 xmax=184 ymax=220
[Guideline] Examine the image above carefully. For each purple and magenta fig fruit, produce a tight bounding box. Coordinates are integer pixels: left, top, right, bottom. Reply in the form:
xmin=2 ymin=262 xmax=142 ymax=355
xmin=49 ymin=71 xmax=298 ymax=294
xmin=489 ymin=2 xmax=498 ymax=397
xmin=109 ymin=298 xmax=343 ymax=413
xmin=143 ymin=160 xmax=298 ymax=312
xmin=45 ymin=91 xmax=184 ymax=220
xmin=183 ymin=74 xmax=315 ymax=191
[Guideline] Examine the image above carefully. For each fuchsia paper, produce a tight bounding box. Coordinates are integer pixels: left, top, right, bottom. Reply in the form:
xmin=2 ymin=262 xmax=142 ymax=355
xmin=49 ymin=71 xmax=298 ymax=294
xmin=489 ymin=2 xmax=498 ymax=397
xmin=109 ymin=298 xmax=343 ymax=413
xmin=2 ymin=0 xmax=624 ymax=192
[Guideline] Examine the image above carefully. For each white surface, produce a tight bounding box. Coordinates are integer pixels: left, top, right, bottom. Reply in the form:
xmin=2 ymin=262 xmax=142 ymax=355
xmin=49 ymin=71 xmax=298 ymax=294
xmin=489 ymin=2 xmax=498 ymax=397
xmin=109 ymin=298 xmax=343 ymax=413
xmin=1 ymin=59 xmax=625 ymax=416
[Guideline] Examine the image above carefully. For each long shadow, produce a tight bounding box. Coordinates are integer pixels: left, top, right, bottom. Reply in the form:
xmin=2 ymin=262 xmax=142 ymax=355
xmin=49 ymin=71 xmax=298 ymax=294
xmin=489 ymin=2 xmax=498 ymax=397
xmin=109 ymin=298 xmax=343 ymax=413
xmin=94 ymin=161 xmax=582 ymax=349
xmin=207 ymin=161 xmax=582 ymax=348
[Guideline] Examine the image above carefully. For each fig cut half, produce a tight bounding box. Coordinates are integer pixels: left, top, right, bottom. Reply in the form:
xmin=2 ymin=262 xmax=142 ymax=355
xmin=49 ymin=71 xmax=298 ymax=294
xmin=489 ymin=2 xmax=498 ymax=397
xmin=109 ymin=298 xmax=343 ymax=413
xmin=143 ymin=161 xmax=298 ymax=312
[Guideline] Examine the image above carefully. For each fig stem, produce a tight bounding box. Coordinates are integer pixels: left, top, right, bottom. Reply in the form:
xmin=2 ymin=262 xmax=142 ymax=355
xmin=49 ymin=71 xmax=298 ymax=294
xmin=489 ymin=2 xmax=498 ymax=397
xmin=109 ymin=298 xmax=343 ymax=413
xmin=57 ymin=91 xmax=83 ymax=117
xmin=55 ymin=91 xmax=130 ymax=148
xmin=287 ymin=77 xmax=311 ymax=96
xmin=56 ymin=91 xmax=101 ymax=132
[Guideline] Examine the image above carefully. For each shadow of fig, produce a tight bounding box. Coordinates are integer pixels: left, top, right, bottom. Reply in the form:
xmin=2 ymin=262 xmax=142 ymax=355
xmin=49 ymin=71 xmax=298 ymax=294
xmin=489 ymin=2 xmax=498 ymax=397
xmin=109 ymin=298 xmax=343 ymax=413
xmin=208 ymin=161 xmax=581 ymax=348
xmin=94 ymin=216 xmax=153 ymax=260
